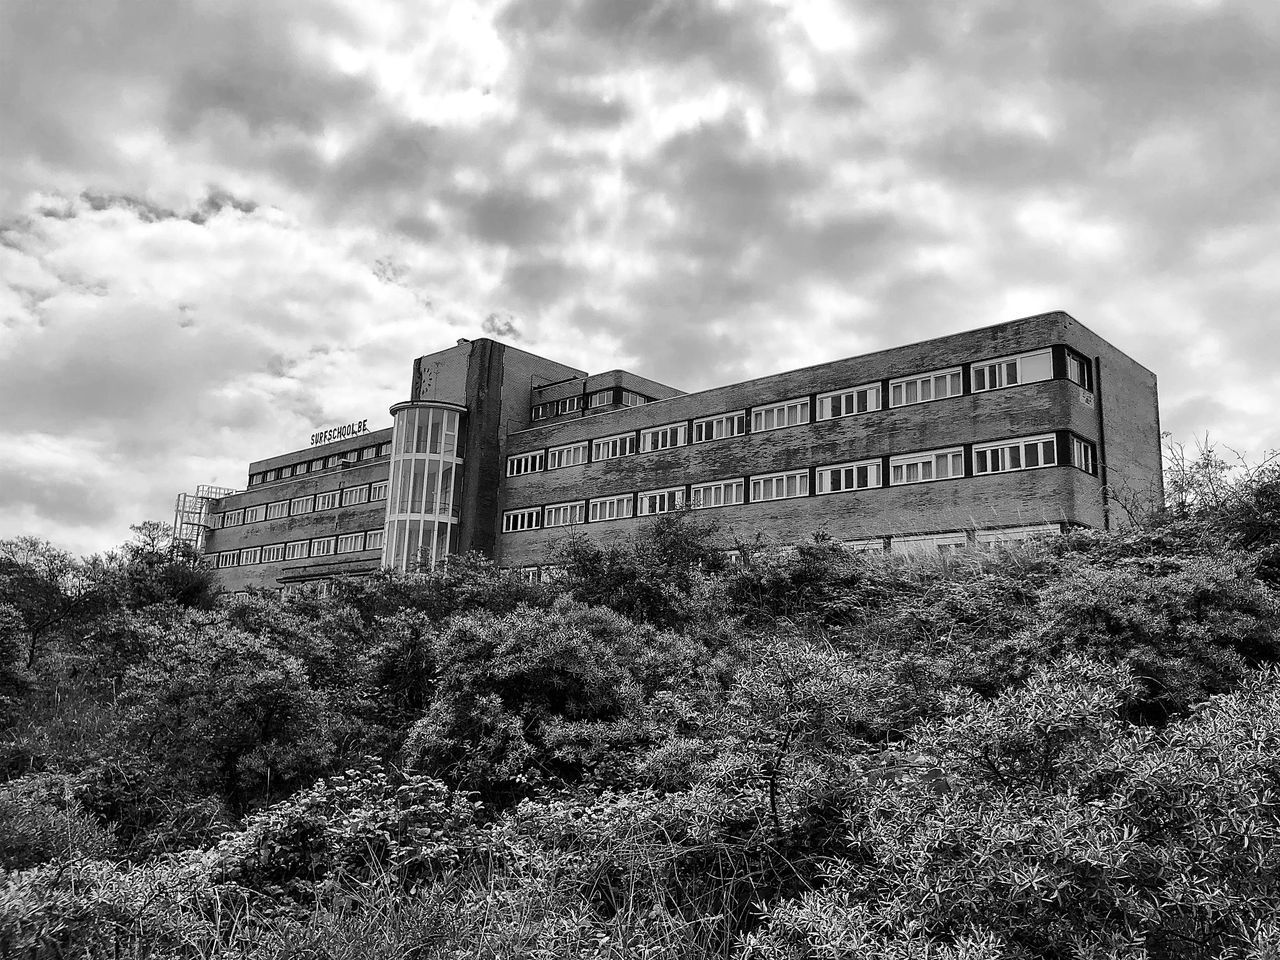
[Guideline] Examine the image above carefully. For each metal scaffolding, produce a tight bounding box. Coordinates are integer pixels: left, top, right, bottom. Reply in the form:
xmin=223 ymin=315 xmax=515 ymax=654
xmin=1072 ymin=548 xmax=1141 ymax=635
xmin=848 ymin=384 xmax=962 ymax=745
xmin=172 ymin=484 xmax=237 ymax=554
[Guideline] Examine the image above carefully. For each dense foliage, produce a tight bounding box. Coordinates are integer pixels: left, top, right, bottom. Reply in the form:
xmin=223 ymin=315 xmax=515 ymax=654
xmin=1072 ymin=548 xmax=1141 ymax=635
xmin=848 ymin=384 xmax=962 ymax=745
xmin=4 ymin=459 xmax=1280 ymax=958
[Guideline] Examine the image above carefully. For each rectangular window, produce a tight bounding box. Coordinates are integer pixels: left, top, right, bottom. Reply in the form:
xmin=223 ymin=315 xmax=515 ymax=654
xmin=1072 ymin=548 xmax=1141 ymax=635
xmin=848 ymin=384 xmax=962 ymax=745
xmin=341 ymin=486 xmax=369 ymax=507
xmin=240 ymin=547 xmax=261 ymax=565
xmin=816 ymin=459 xmax=882 ymax=494
xmin=558 ymin=396 xmax=581 ymax=414
xmin=544 ymin=502 xmax=586 ymax=527
xmin=261 ymin=544 xmax=285 ymax=563
xmin=365 ymin=529 xmax=384 ymax=550
xmin=294 ymin=462 xmax=309 ymax=476
xmin=218 ymin=551 xmax=239 ymax=568
xmin=889 ymin=368 xmax=963 ymax=407
xmin=314 ymin=492 xmax=339 ymax=511
xmin=971 ymin=349 xmax=1053 ymax=392
xmin=264 ymin=469 xmax=279 ymax=482
xmin=588 ymin=495 xmax=634 ymax=522
xmin=890 ymin=448 xmax=965 ymax=485
xmin=1073 ymin=437 xmax=1097 ymax=474
xmin=311 ymin=538 xmax=335 ymax=557
xmin=817 ymin=384 xmax=881 ymax=419
xmin=973 ymin=435 xmax=1058 ymax=475
xmin=751 ymin=398 xmax=810 ymax=433
xmin=358 ymin=447 xmax=374 ymax=461
xmin=222 ymin=509 xmax=244 ymax=527
xmin=284 ymin=541 xmax=310 ymax=560
xmin=503 ymin=508 xmax=542 ymax=532
xmin=242 ymin=505 xmax=262 ymax=524
xmin=531 ymin=403 xmax=551 ymax=421
xmin=640 ymin=423 xmax=687 ymax=452
xmin=587 ymin=390 xmax=614 ymax=408
xmin=637 ymin=487 xmax=684 ymax=516
xmin=691 ymin=479 xmax=744 ymax=509
xmin=290 ymin=496 xmax=314 ymax=516
xmin=1067 ymin=352 xmax=1094 ymax=391
xmin=751 ymin=470 xmax=809 ymax=502
xmin=620 ymin=390 xmax=647 ymax=407
xmin=310 ymin=459 xmax=325 ymax=472
xmin=692 ymin=411 xmax=746 ymax=443
xmin=592 ymin=433 xmax=636 ymax=461
xmin=547 ymin=442 xmax=588 ymax=469
xmin=336 ymin=533 xmax=365 ymax=554
xmin=248 ymin=473 xmax=264 ymax=486
xmin=891 ymin=532 xmax=969 ymax=555
xmin=370 ymin=481 xmax=388 ymax=501
xmin=507 ymin=452 xmax=545 ymax=477
xmin=376 ymin=443 xmax=391 ymax=458
xmin=266 ymin=501 xmax=288 ymax=520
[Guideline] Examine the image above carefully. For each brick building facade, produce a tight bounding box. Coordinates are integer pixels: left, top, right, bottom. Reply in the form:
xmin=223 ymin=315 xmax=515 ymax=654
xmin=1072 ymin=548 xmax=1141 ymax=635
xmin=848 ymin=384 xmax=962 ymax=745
xmin=189 ymin=311 xmax=1161 ymax=593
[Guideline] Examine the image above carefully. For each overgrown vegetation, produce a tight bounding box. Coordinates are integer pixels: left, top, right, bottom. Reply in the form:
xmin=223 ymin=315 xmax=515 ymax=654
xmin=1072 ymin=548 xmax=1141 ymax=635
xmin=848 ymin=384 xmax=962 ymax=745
xmin=3 ymin=451 xmax=1280 ymax=958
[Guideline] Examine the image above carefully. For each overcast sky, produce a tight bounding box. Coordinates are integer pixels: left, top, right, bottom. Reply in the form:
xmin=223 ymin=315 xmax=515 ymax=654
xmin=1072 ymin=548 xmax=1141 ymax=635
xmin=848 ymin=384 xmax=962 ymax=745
xmin=2 ymin=0 xmax=1278 ymax=555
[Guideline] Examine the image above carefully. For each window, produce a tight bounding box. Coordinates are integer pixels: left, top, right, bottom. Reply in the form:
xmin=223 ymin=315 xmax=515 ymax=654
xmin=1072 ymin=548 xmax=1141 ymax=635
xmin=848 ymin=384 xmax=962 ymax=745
xmin=295 ymin=461 xmax=309 ymax=475
xmin=816 ymin=459 xmax=882 ymax=494
xmin=592 ymin=433 xmax=636 ymax=461
xmin=284 ymin=541 xmax=310 ymax=560
xmin=326 ymin=455 xmax=342 ymax=468
xmin=370 ymin=481 xmax=388 ymax=501
xmin=376 ymin=443 xmax=391 ymax=457
xmin=589 ymin=495 xmax=634 ymax=522
xmin=692 ymin=412 xmax=745 ymax=443
xmin=641 ymin=423 xmax=687 ymax=452
xmin=337 ymin=533 xmax=365 ymax=554
xmin=240 ymin=547 xmax=261 ymax=565
xmin=315 ymin=492 xmax=339 ymax=511
xmin=559 ymin=396 xmax=581 ymax=415
xmin=974 ymin=435 xmax=1057 ymax=474
xmin=358 ymin=446 xmax=374 ymax=461
xmin=531 ymin=403 xmax=551 ymax=421
xmin=547 ymin=443 xmax=588 ymax=469
xmin=243 ymin=505 xmax=262 ymax=524
xmin=817 ymin=384 xmax=881 ymax=419
xmin=691 ymin=479 xmax=744 ymax=509
xmin=249 ymin=473 xmax=264 ymax=486
xmin=365 ymin=529 xmax=384 ymax=550
xmin=217 ymin=552 xmax=238 ymax=568
xmin=503 ymin=508 xmax=542 ymax=532
xmin=222 ymin=510 xmax=244 ymax=527
xmin=310 ymin=459 xmax=325 ymax=472
xmin=891 ymin=532 xmax=969 ymax=555
xmin=264 ymin=469 xmax=278 ymax=482
xmin=262 ymin=544 xmax=285 ymax=563
xmin=1067 ymin=352 xmax=1093 ymax=390
xmin=290 ymin=496 xmax=314 ymax=516
xmin=620 ymin=390 xmax=648 ymax=407
xmin=1073 ymin=437 xmax=1097 ymax=474
xmin=751 ymin=470 xmax=809 ymax=501
xmin=889 ymin=368 xmax=963 ymax=407
xmin=971 ymin=349 xmax=1052 ymax=392
xmin=266 ymin=501 xmax=288 ymax=520
xmin=544 ymin=502 xmax=586 ymax=527
xmin=311 ymin=538 xmax=335 ymax=557
xmin=507 ymin=452 xmax=545 ymax=477
xmin=637 ymin=487 xmax=684 ymax=516
xmin=587 ymin=390 xmax=614 ymax=408
xmin=889 ymin=448 xmax=964 ymax=485
xmin=341 ymin=486 xmax=369 ymax=507
xmin=752 ymin=398 xmax=810 ymax=432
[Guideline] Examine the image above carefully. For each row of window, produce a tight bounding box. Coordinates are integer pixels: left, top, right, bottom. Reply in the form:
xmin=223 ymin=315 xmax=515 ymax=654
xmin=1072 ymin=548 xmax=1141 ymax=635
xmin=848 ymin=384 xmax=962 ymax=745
xmin=532 ymin=388 xmax=652 ymax=421
xmin=215 ymin=529 xmax=385 ymax=568
xmin=502 ymin=434 xmax=1097 ymax=533
xmin=509 ymin=348 xmax=1094 ymax=476
xmin=248 ymin=443 xmax=391 ymax=486
xmin=216 ymin=481 xmax=389 ymax=528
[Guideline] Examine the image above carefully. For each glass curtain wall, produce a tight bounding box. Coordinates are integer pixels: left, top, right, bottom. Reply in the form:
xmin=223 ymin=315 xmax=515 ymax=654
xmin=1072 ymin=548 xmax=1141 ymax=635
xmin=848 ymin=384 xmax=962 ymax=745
xmin=383 ymin=403 xmax=465 ymax=571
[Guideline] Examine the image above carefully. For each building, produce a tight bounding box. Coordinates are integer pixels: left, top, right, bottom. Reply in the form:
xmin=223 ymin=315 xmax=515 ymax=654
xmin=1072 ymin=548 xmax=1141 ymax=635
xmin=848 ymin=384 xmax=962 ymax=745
xmin=185 ymin=310 xmax=1162 ymax=593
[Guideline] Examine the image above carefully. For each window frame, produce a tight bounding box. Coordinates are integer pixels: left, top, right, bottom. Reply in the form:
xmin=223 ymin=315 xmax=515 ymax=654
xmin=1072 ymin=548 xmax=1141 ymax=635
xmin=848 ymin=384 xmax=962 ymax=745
xmin=365 ymin=529 xmax=384 ymax=550
xmin=888 ymin=367 xmax=963 ymax=408
xmin=889 ymin=447 xmax=965 ymax=485
xmin=592 ymin=433 xmax=637 ymax=461
xmin=690 ymin=478 xmax=744 ymax=509
xmin=507 ymin=451 xmax=545 ymax=477
xmin=973 ymin=434 xmax=1058 ymax=475
xmin=544 ymin=501 xmax=587 ymax=528
xmin=240 ymin=546 xmax=262 ymax=565
xmin=341 ymin=486 xmax=369 ymax=507
xmin=284 ymin=541 xmax=310 ymax=560
xmin=970 ymin=349 xmax=1053 ymax=393
xmin=370 ymin=481 xmax=388 ymax=501
xmin=816 ymin=458 xmax=882 ymax=494
xmin=750 ymin=470 xmax=810 ymax=502
xmin=503 ymin=508 xmax=542 ymax=533
xmin=816 ymin=383 xmax=882 ymax=420
xmin=640 ymin=423 xmax=687 ymax=453
xmin=692 ymin=411 xmax=746 ymax=444
xmin=314 ymin=492 xmax=339 ymax=511
xmin=265 ymin=501 xmax=289 ymax=520
xmin=310 ymin=537 xmax=335 ymax=557
xmin=261 ymin=544 xmax=286 ymax=563
xmin=588 ymin=495 xmax=635 ymax=522
xmin=1072 ymin=436 xmax=1097 ymax=474
xmin=547 ymin=442 xmax=588 ymax=470
xmin=751 ymin=398 xmax=810 ymax=433
xmin=336 ymin=533 xmax=365 ymax=554
xmin=637 ymin=487 xmax=685 ymax=516
xmin=290 ymin=496 xmax=314 ymax=516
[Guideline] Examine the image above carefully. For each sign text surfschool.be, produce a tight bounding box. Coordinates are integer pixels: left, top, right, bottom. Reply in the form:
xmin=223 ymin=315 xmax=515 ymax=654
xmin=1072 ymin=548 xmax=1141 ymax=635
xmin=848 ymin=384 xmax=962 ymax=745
xmin=311 ymin=420 xmax=370 ymax=446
